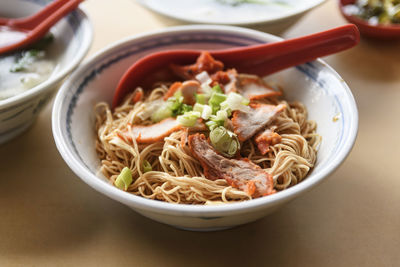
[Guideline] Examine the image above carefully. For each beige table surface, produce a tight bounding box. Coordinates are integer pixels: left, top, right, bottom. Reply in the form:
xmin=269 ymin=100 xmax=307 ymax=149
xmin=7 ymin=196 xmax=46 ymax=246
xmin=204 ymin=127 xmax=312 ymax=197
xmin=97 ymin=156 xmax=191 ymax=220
xmin=1 ymin=0 xmax=400 ymax=266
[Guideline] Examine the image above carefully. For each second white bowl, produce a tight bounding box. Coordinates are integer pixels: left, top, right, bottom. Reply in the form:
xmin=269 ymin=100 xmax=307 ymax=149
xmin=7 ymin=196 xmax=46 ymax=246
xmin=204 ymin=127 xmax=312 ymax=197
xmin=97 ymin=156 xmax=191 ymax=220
xmin=0 ymin=0 xmax=92 ymax=144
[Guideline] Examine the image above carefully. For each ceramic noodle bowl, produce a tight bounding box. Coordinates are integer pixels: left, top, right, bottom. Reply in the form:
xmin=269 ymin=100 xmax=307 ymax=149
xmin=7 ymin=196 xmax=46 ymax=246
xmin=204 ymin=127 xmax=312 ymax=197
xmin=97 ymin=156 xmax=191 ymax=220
xmin=52 ymin=25 xmax=358 ymax=231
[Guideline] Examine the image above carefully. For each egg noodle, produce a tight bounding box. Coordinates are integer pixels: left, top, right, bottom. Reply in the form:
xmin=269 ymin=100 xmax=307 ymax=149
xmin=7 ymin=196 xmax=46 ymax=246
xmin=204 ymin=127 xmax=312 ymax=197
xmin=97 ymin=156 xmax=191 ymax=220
xmin=95 ymin=81 xmax=320 ymax=205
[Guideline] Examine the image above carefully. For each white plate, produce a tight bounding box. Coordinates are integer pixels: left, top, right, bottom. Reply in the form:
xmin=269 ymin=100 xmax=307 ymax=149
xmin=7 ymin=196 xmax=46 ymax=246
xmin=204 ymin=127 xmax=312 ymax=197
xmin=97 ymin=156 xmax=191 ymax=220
xmin=137 ymin=0 xmax=326 ymax=25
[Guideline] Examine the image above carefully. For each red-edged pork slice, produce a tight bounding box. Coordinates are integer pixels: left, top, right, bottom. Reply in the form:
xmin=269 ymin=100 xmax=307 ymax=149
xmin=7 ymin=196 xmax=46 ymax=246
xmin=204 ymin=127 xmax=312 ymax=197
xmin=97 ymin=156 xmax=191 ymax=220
xmin=170 ymin=51 xmax=224 ymax=80
xmin=254 ymin=128 xmax=282 ymax=155
xmin=120 ymin=118 xmax=206 ymax=144
xmin=188 ymin=134 xmax=275 ymax=198
xmin=122 ymin=118 xmax=182 ymax=143
xmin=211 ymin=70 xmax=230 ymax=85
xmin=232 ymin=103 xmax=286 ymax=142
xmin=238 ymin=75 xmax=281 ymax=100
xmin=211 ymin=69 xmax=239 ymax=94
xmin=223 ymin=69 xmax=239 ymax=94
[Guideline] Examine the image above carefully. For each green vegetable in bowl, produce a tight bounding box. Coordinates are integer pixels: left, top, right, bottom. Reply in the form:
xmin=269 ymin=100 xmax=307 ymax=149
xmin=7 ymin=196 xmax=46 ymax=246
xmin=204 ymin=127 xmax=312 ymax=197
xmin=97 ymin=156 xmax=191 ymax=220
xmin=10 ymin=49 xmax=43 ymax=72
xmin=151 ymin=102 xmax=173 ymax=122
xmin=177 ymin=111 xmax=201 ymax=127
xmin=195 ymin=93 xmax=207 ymax=104
xmin=151 ymin=92 xmax=193 ymax=122
xmin=350 ymin=0 xmax=400 ymax=24
xmin=114 ymin=167 xmax=133 ymax=191
xmin=143 ymin=160 xmax=152 ymax=173
xmin=208 ymin=92 xmax=227 ymax=114
xmin=209 ymin=126 xmax=240 ymax=157
xmin=9 ymin=33 xmax=54 ymax=72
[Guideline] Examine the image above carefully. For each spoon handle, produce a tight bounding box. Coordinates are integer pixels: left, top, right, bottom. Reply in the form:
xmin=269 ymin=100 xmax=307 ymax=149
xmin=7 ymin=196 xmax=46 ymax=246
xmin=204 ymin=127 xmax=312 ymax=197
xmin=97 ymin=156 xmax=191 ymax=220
xmin=213 ymin=24 xmax=360 ymax=76
xmin=26 ymin=0 xmax=84 ymax=43
xmin=1 ymin=0 xmax=73 ymax=30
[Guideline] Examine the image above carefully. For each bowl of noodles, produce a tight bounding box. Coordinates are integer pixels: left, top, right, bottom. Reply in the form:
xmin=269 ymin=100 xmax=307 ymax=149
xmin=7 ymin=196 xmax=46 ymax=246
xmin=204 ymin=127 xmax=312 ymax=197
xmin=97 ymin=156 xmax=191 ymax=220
xmin=52 ymin=25 xmax=358 ymax=231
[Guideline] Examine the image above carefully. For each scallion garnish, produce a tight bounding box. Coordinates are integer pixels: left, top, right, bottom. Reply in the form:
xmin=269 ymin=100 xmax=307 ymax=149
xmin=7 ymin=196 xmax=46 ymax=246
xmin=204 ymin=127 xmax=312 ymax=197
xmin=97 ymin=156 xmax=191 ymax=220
xmin=143 ymin=160 xmax=152 ymax=173
xmin=206 ymin=120 xmax=219 ymax=131
xmin=195 ymin=93 xmax=207 ymax=104
xmin=114 ymin=167 xmax=133 ymax=191
xmin=212 ymin=84 xmax=223 ymax=93
xmin=220 ymin=92 xmax=250 ymax=112
xmin=208 ymin=92 xmax=227 ymax=114
xmin=177 ymin=111 xmax=201 ymax=127
xmin=10 ymin=49 xmax=42 ymax=72
xmin=209 ymin=126 xmax=240 ymax=157
xmin=151 ymin=103 xmax=173 ymax=122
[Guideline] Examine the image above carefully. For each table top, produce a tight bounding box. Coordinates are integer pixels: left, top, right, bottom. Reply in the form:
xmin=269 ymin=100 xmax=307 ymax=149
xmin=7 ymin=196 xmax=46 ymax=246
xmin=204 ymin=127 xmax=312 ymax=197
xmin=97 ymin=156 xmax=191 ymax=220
xmin=1 ymin=0 xmax=400 ymax=266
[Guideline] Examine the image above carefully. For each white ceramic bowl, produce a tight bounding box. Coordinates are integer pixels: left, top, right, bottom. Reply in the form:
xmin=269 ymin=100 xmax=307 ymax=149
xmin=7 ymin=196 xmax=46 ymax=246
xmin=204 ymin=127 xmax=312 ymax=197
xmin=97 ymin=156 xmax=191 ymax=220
xmin=52 ymin=25 xmax=358 ymax=231
xmin=0 ymin=0 xmax=92 ymax=144
xmin=137 ymin=0 xmax=326 ymax=32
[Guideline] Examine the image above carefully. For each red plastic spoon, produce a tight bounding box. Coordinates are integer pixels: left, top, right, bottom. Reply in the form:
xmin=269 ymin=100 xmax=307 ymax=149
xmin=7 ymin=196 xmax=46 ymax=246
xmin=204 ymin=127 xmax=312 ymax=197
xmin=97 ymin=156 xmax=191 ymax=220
xmin=0 ymin=0 xmax=84 ymax=54
xmin=112 ymin=24 xmax=360 ymax=109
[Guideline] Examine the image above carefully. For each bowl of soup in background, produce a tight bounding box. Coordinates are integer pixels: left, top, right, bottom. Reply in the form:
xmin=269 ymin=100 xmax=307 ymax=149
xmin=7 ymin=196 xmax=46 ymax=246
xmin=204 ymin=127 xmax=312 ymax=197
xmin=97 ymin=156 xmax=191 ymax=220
xmin=0 ymin=0 xmax=92 ymax=144
xmin=52 ymin=25 xmax=358 ymax=231
xmin=339 ymin=0 xmax=400 ymax=39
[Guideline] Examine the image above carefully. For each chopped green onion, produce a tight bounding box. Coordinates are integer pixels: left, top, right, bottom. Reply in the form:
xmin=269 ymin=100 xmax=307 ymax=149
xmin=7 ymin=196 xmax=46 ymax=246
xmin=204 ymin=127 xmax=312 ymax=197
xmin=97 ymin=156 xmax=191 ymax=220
xmin=177 ymin=111 xmax=200 ymax=127
xmin=151 ymin=103 xmax=173 ymax=122
xmin=138 ymin=98 xmax=162 ymax=121
xmin=379 ymin=12 xmax=391 ymax=23
xmin=143 ymin=160 xmax=152 ymax=173
xmin=195 ymin=93 xmax=207 ymax=104
xmin=193 ymin=103 xmax=204 ymax=113
xmin=9 ymin=33 xmax=54 ymax=72
xmin=220 ymin=92 xmax=250 ymax=112
xmin=193 ymin=103 xmax=212 ymax=120
xmin=242 ymin=98 xmax=250 ymax=106
xmin=208 ymin=115 xmax=225 ymax=127
xmin=210 ymin=126 xmax=227 ymax=144
xmin=215 ymin=109 xmax=229 ymax=122
xmin=167 ymin=96 xmax=183 ymax=115
xmin=195 ymin=71 xmax=211 ymax=84
xmin=173 ymin=90 xmax=182 ymax=99
xmin=201 ymin=105 xmax=212 ymax=120
xmin=209 ymin=126 xmax=240 ymax=157
xmin=114 ymin=167 xmax=133 ymax=191
xmin=228 ymin=139 xmax=238 ymax=155
xmin=208 ymin=92 xmax=227 ymax=114
xmin=168 ymin=94 xmax=192 ymax=116
xmin=152 ymin=93 xmax=194 ymax=122
xmin=200 ymin=83 xmax=213 ymax=95
xmin=212 ymin=84 xmax=223 ymax=93
xmin=180 ymin=104 xmax=193 ymax=114
xmin=209 ymin=92 xmax=227 ymax=104
xmin=206 ymin=120 xmax=219 ymax=131
xmin=10 ymin=49 xmax=42 ymax=72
